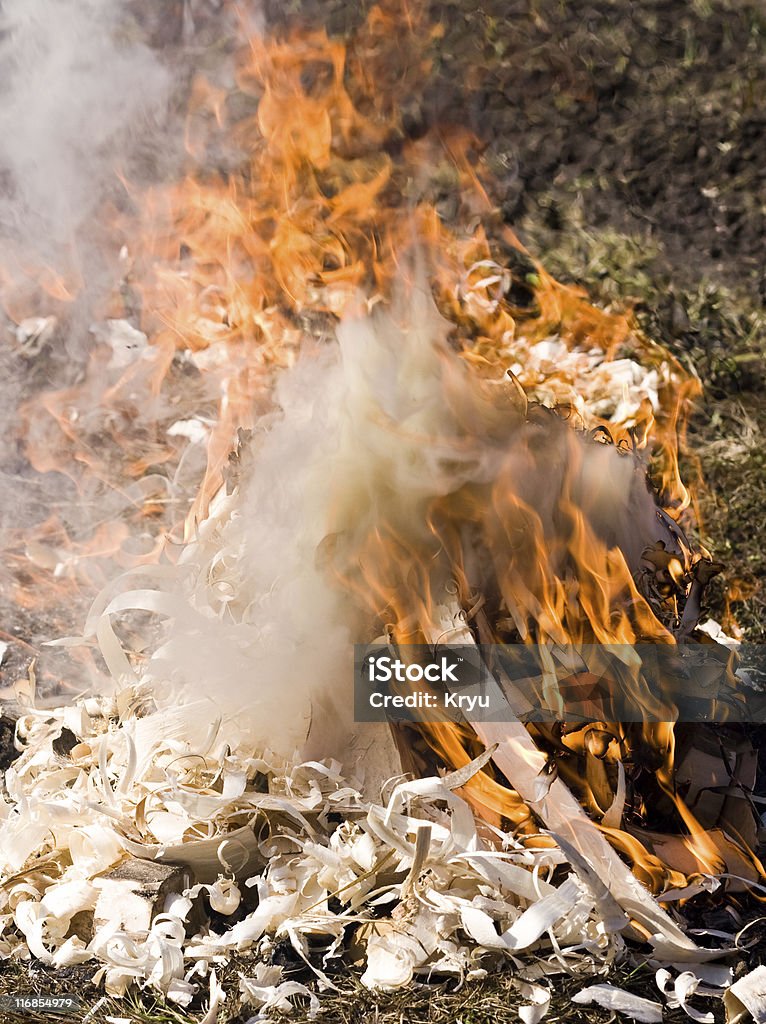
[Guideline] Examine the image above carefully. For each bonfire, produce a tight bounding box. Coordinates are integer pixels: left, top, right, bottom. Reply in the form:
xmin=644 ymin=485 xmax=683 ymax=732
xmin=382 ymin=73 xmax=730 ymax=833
xmin=0 ymin=3 xmax=765 ymax=1023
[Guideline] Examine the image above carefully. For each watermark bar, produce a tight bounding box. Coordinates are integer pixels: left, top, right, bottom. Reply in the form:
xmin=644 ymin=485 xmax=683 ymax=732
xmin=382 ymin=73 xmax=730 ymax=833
xmin=354 ymin=643 xmax=766 ymax=724
xmin=0 ymin=995 xmax=82 ymax=1016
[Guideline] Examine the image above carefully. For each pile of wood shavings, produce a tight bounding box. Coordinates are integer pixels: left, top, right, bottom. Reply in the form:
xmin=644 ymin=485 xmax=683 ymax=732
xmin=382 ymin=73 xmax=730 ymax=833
xmin=0 ymin=686 xmax=645 ymax=1020
xmin=0 ymin=315 xmax=752 ymax=1021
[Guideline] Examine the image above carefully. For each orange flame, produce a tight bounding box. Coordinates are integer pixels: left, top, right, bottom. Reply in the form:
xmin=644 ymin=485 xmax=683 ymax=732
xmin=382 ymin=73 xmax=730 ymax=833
xmin=0 ymin=1 xmax=754 ymax=893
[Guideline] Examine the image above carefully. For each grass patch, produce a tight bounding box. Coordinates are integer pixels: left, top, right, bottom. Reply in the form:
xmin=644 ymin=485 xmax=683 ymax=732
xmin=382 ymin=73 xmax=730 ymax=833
xmin=521 ymin=198 xmax=766 ymax=640
xmin=0 ymin=955 xmax=719 ymax=1024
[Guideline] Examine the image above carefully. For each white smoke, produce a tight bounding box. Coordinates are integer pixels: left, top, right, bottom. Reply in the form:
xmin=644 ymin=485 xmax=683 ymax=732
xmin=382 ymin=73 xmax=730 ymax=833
xmin=0 ymin=0 xmax=172 ymax=253
xmin=111 ymin=283 xmax=670 ymax=765
xmin=0 ymin=0 xmax=235 ymax=688
xmin=131 ymin=337 xmax=362 ymax=760
xmin=111 ymin=293 xmax=454 ymax=760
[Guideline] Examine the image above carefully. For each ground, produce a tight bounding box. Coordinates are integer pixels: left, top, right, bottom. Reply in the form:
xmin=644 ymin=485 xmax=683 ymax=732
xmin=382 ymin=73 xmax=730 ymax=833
xmin=2 ymin=1 xmax=765 ymax=1021
xmin=450 ymin=0 xmax=766 ymax=640
xmin=0 ymin=955 xmax=727 ymax=1023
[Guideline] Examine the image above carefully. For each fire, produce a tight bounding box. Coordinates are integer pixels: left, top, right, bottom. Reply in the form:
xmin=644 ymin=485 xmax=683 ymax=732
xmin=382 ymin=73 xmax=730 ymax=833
xmin=0 ymin=0 xmax=757 ymax=897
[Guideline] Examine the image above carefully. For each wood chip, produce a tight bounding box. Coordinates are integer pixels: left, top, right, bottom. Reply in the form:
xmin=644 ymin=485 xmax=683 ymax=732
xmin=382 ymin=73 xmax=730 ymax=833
xmin=724 ymin=966 xmax=766 ymax=1024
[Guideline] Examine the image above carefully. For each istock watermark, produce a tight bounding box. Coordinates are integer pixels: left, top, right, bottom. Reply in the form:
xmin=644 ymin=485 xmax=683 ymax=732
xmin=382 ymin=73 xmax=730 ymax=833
xmin=353 ymin=643 xmax=766 ymax=723
xmin=354 ymin=644 xmax=503 ymax=722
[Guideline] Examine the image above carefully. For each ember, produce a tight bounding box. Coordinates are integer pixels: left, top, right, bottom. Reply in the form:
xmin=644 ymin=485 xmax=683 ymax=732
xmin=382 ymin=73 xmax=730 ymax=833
xmin=0 ymin=1 xmax=765 ymax=1021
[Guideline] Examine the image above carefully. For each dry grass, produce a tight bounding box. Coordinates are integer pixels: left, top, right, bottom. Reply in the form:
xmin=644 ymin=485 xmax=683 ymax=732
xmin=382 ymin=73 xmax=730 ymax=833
xmin=519 ymin=201 xmax=766 ymax=640
xmin=0 ymin=954 xmax=717 ymax=1024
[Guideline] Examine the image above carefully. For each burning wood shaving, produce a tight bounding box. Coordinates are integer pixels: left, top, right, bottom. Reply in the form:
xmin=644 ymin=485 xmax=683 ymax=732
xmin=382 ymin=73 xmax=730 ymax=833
xmin=506 ymin=335 xmax=661 ymax=427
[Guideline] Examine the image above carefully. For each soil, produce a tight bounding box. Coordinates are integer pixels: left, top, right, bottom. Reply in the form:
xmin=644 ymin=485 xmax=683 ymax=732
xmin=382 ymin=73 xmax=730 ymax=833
xmin=267 ymin=0 xmax=766 ymax=297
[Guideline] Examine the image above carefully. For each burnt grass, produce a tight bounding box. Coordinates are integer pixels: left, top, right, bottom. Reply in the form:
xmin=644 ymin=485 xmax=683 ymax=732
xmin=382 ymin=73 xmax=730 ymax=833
xmin=2 ymin=2 xmax=766 ymax=1022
